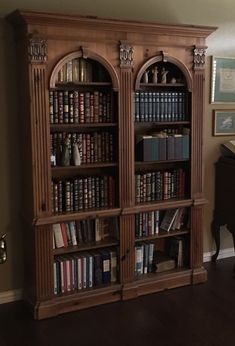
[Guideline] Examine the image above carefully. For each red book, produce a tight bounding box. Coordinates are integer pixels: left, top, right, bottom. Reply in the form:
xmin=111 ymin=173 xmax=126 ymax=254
xmin=60 ymin=223 xmax=68 ymax=247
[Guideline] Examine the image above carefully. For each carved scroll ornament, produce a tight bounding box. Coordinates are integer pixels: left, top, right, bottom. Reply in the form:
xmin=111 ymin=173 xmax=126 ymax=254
xmin=119 ymin=42 xmax=134 ymax=68
xmin=28 ymin=37 xmax=48 ymax=62
xmin=193 ymin=47 xmax=206 ymax=70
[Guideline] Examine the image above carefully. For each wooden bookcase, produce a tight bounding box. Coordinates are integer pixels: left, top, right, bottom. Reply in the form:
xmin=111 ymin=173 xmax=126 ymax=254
xmin=7 ymin=10 xmax=216 ymax=319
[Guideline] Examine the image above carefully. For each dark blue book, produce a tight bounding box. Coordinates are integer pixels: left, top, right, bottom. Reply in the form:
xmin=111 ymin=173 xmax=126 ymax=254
xmin=92 ymin=252 xmax=103 ymax=285
xmin=100 ymin=250 xmax=111 ymax=284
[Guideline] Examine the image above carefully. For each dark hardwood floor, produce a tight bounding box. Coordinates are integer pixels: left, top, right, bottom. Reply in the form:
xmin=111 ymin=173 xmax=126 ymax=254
xmin=0 ymin=257 xmax=235 ymax=346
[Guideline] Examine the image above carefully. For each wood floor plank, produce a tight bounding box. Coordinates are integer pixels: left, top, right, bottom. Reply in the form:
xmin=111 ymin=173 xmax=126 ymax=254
xmin=0 ymin=257 xmax=234 ymax=346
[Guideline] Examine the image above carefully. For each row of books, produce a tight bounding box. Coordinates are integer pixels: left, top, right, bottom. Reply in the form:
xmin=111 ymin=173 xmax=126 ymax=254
xmin=135 ymin=208 xmax=187 ymax=237
xmin=135 ymin=237 xmax=186 ymax=276
xmin=56 ymin=58 xmax=93 ymax=83
xmin=134 ymin=91 xmax=187 ymax=122
xmin=49 ymin=90 xmax=113 ymax=124
xmin=52 ymin=176 xmax=115 ymax=213
xmin=56 ymin=58 xmax=109 ymax=84
xmin=53 ymin=218 xmax=118 ymax=249
xmin=54 ymin=248 xmax=118 ymax=294
xmin=50 ymin=131 xmax=114 ymax=166
xmin=136 ymin=133 xmax=189 ymax=161
xmin=135 ymin=242 xmax=155 ymax=275
xmin=135 ymin=168 xmax=185 ymax=203
xmin=135 ymin=211 xmax=160 ymax=237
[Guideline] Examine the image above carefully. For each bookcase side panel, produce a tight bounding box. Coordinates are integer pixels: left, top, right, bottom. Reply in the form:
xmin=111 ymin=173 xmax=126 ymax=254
xmin=35 ymin=226 xmax=54 ymax=302
xmin=119 ymin=215 xmax=135 ymax=283
xmin=119 ymin=67 xmax=135 ymax=207
xmin=29 ymin=61 xmax=51 ymax=217
xmin=190 ymin=206 xmax=206 ymax=275
xmin=191 ymin=48 xmax=207 ymax=198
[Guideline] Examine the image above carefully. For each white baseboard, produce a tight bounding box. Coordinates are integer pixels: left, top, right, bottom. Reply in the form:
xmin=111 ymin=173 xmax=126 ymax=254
xmin=0 ymin=288 xmax=23 ymax=304
xmin=0 ymin=249 xmax=234 ymax=305
xmin=203 ymin=247 xmax=235 ymax=263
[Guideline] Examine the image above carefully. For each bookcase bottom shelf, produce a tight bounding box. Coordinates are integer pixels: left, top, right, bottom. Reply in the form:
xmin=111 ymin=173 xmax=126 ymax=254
xmin=29 ymin=267 xmax=207 ymax=319
xmin=32 ymin=284 xmax=122 ymax=320
xmin=122 ymin=267 xmax=207 ymax=300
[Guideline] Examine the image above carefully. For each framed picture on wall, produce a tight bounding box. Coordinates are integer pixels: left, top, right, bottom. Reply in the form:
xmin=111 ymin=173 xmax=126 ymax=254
xmin=211 ymin=56 xmax=235 ymax=103
xmin=213 ymin=110 xmax=235 ymax=136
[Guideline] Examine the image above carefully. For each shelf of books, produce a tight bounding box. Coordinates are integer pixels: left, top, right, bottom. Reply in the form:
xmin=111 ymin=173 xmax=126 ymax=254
xmin=132 ymin=59 xmax=192 ymax=291
xmin=48 ymin=56 xmax=121 ymax=305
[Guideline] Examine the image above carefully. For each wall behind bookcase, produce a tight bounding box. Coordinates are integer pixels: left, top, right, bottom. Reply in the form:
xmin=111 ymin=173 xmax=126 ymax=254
xmin=1 ymin=6 xmax=235 ymax=293
xmin=0 ymin=19 xmax=23 ymax=292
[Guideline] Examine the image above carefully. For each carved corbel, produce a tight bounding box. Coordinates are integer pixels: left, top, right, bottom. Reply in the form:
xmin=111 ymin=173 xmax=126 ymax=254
xmin=28 ymin=36 xmax=47 ymax=63
xmin=193 ymin=46 xmax=207 ymax=70
xmin=119 ymin=41 xmax=134 ymax=68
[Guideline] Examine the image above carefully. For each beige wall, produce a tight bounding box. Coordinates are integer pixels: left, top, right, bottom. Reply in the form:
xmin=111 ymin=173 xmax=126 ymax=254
xmin=0 ymin=14 xmax=234 ymax=293
xmin=203 ymin=27 xmax=235 ymax=253
xmin=0 ymin=19 xmax=23 ymax=292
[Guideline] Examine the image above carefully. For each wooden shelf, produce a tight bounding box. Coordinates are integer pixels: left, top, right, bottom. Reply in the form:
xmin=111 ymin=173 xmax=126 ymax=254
xmin=122 ymin=199 xmax=193 ymax=215
xmin=135 ymin=229 xmax=189 ymax=242
xmin=50 ymin=123 xmax=118 ymax=131
xmin=54 ymin=82 xmax=112 ymax=88
xmin=139 ymin=82 xmax=185 ymax=88
xmin=52 ymin=163 xmax=117 ymax=176
xmin=135 ymin=121 xmax=190 ymax=126
xmin=135 ymin=159 xmax=189 ymax=166
xmin=35 ymin=208 xmax=121 ymax=226
xmin=54 ymin=237 xmax=118 ymax=255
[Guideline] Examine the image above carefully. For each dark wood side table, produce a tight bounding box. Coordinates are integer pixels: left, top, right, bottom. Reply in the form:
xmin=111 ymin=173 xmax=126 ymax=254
xmin=211 ymin=156 xmax=235 ymax=268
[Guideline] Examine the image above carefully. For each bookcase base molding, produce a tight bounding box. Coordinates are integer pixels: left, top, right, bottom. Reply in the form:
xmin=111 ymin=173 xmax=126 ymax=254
xmin=31 ymin=269 xmax=206 ymax=320
xmin=7 ymin=10 xmax=216 ymax=320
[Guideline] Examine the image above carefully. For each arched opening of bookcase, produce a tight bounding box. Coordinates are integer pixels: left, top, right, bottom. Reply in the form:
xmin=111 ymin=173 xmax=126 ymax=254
xmin=135 ymin=55 xmax=192 ymax=91
xmin=49 ymin=49 xmax=119 ymax=91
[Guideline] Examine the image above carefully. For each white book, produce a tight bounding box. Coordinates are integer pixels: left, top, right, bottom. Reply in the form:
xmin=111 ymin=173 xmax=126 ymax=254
xmin=75 ymin=256 xmax=82 ymax=290
xmin=95 ymin=219 xmax=102 ymax=242
xmin=154 ymin=210 xmax=160 ymax=234
xmin=160 ymin=209 xmax=179 ymax=232
xmin=135 ymin=245 xmax=144 ymax=275
xmin=82 ymin=255 xmax=87 ymax=289
xmin=148 ymin=242 xmax=155 ymax=273
xmin=66 ymin=258 xmax=71 ymax=292
xmin=88 ymin=255 xmax=94 ymax=288
xmin=53 ymin=262 xmax=57 ymax=295
xmin=59 ymin=258 xmax=65 ymax=293
xmin=53 ymin=224 xmax=64 ymax=248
